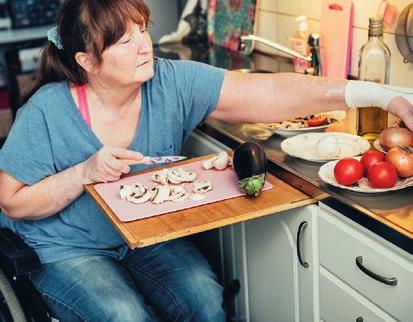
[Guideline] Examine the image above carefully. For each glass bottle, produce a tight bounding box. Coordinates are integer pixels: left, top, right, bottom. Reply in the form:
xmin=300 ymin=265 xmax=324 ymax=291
xmin=357 ymin=17 xmax=391 ymax=141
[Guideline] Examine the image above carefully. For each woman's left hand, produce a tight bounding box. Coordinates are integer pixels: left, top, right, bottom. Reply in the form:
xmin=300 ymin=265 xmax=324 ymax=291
xmin=387 ymin=96 xmax=413 ymax=131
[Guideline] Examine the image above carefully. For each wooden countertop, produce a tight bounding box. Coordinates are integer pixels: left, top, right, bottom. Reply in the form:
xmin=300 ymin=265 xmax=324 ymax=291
xmin=85 ymin=155 xmax=315 ymax=248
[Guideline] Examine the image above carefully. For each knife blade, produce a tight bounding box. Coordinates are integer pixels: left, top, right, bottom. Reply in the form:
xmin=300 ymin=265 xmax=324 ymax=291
xmin=119 ymin=156 xmax=187 ymax=165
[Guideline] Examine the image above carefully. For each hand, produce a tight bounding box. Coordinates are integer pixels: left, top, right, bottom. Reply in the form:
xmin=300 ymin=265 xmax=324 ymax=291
xmin=80 ymin=146 xmax=144 ymax=184
xmin=387 ymin=96 xmax=413 ymax=132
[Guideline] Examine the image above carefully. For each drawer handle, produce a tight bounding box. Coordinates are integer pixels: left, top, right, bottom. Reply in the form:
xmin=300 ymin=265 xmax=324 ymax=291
xmin=355 ymin=256 xmax=398 ymax=286
xmin=297 ymin=221 xmax=309 ymax=268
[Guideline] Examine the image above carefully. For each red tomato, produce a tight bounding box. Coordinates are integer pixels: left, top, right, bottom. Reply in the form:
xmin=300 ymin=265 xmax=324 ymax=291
xmin=308 ymin=116 xmax=328 ymax=127
xmin=367 ymin=162 xmax=398 ymax=188
xmin=360 ymin=150 xmax=385 ymax=176
xmin=334 ymin=158 xmax=364 ymax=186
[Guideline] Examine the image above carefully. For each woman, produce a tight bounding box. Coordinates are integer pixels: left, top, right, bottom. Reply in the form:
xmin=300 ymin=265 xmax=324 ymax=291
xmin=0 ymin=0 xmax=412 ymax=321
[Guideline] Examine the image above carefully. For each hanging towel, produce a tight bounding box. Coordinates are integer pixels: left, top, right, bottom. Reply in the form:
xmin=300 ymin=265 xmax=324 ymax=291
xmin=207 ymin=0 xmax=257 ymax=51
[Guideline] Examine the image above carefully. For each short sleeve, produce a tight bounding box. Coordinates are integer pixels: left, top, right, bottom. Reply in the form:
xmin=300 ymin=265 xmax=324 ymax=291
xmin=0 ymin=102 xmax=56 ymax=185
xmin=175 ymin=60 xmax=225 ymax=136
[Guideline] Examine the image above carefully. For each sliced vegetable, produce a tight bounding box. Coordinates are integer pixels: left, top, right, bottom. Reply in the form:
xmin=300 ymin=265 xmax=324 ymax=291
xmin=233 ymin=142 xmax=267 ymax=196
xmin=307 ymin=116 xmax=328 ymax=127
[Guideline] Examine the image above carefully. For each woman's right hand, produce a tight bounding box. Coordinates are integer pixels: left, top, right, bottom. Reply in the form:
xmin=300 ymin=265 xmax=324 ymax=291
xmin=80 ymin=146 xmax=144 ymax=184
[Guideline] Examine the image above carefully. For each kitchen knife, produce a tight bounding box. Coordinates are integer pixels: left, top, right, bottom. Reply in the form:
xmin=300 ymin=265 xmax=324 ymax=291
xmin=119 ymin=156 xmax=187 ymax=165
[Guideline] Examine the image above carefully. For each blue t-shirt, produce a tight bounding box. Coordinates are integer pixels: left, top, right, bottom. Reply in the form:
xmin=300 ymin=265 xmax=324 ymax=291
xmin=0 ymin=58 xmax=225 ymax=264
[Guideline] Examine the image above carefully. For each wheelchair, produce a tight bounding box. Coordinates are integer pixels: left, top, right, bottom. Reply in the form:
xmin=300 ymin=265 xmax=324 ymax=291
xmin=0 ymin=228 xmax=51 ymax=322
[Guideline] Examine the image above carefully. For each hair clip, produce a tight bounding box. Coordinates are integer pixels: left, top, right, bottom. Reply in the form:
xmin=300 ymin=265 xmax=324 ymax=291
xmin=47 ymin=26 xmax=64 ymax=50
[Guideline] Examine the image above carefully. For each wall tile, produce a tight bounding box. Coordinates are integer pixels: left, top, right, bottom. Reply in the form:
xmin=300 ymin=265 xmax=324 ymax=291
xmin=259 ymin=0 xmax=277 ymax=12
xmin=255 ymin=10 xmax=279 ymax=54
xmin=278 ymin=0 xmax=299 ymax=15
xmin=299 ymin=0 xmax=323 ymax=20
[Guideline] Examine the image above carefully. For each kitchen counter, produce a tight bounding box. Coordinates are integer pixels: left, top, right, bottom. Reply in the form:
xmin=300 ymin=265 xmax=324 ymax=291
xmin=198 ymin=119 xmax=413 ymax=254
xmin=155 ymin=42 xmax=412 ymax=254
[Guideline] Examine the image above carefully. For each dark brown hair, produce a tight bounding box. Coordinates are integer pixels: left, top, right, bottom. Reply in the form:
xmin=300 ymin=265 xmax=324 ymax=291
xmin=24 ymin=0 xmax=151 ymax=102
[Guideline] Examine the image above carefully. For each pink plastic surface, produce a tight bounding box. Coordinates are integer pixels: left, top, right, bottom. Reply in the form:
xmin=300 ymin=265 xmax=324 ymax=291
xmin=94 ymin=160 xmax=273 ymax=222
xmin=321 ymin=0 xmax=353 ymax=79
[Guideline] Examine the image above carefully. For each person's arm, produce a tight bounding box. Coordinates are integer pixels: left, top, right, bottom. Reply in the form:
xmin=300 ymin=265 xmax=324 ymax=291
xmin=211 ymin=72 xmax=413 ymax=131
xmin=0 ymin=146 xmax=143 ymax=220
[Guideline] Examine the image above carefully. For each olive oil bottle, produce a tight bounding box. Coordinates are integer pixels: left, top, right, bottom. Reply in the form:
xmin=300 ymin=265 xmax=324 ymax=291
xmin=357 ymin=17 xmax=390 ymax=141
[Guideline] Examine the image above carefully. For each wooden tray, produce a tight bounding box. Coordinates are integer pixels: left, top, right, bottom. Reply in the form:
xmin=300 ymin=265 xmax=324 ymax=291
xmin=92 ymin=159 xmax=273 ymax=222
xmin=85 ymin=154 xmax=315 ymax=248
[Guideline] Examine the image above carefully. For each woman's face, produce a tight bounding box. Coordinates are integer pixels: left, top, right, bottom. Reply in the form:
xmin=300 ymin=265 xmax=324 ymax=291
xmin=95 ymin=23 xmax=154 ymax=86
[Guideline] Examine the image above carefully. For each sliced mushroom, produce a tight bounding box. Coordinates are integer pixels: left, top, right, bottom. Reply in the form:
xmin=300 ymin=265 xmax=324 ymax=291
xmin=193 ymin=180 xmax=213 ymax=194
xmin=168 ymin=185 xmax=190 ymax=202
xmin=167 ymin=170 xmax=185 ymax=184
xmin=152 ymin=185 xmax=171 ymax=204
xmin=127 ymin=190 xmax=152 ymax=204
xmin=170 ymin=168 xmax=197 ymax=183
xmin=119 ymin=184 xmax=134 ymax=200
xmin=151 ymin=169 xmax=169 ymax=185
xmin=132 ymin=183 xmax=148 ymax=197
xmin=149 ymin=186 xmax=159 ymax=202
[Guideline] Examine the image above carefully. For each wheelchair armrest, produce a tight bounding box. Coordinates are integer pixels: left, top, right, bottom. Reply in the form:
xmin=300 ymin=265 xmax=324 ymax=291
xmin=0 ymin=228 xmax=41 ymax=275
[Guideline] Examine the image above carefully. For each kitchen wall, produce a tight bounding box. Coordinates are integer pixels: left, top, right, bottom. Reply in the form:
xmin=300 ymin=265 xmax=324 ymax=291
xmin=254 ymin=0 xmax=413 ymax=87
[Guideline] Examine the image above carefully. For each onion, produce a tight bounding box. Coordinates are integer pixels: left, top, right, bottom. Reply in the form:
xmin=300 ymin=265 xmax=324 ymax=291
xmin=385 ymin=147 xmax=413 ymax=178
xmin=379 ymin=127 xmax=413 ymax=151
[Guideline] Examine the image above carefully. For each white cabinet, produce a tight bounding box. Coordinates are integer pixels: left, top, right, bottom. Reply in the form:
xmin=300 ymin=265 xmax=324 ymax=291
xmin=245 ymin=205 xmax=319 ymax=322
xmin=318 ymin=203 xmax=413 ymax=322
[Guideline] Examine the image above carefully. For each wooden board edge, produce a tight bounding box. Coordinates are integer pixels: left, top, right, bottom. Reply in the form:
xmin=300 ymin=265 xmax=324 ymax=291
xmin=128 ymin=197 xmax=316 ymax=248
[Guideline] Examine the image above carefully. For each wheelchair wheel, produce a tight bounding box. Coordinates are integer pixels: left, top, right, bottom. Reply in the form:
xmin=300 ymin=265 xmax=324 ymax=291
xmin=0 ymin=269 xmax=27 ymax=322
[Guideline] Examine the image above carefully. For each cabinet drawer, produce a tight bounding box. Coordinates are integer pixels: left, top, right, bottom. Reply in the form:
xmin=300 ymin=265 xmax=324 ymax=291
xmin=320 ymin=268 xmax=396 ymax=322
xmin=319 ymin=209 xmax=413 ymax=322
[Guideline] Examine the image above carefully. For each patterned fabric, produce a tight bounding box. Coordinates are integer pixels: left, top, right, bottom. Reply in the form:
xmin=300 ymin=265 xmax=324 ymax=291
xmin=207 ymin=0 xmax=257 ymax=51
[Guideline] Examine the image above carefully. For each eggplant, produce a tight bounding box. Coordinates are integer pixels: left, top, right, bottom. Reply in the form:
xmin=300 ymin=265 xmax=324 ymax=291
xmin=233 ymin=142 xmax=267 ymax=196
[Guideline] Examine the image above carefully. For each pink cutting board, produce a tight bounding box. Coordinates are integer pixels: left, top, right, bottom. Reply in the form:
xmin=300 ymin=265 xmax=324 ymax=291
xmin=320 ymin=0 xmax=353 ymax=79
xmin=93 ymin=159 xmax=273 ymax=222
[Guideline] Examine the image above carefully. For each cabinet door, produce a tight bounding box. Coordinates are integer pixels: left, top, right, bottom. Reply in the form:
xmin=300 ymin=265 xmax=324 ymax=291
xmin=282 ymin=205 xmax=319 ymax=322
xmin=320 ymin=267 xmax=396 ymax=322
xmin=244 ymin=205 xmax=318 ymax=322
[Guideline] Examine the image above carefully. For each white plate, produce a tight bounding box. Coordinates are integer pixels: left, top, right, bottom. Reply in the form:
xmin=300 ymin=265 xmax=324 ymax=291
xmin=318 ymin=158 xmax=413 ymax=193
xmin=258 ymin=111 xmax=346 ymax=138
xmin=373 ymin=139 xmax=386 ymax=153
xmin=281 ymin=132 xmax=370 ymax=162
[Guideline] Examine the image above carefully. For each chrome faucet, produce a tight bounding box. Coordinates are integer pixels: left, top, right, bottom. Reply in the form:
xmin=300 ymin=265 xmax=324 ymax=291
xmin=239 ymin=34 xmax=322 ymax=76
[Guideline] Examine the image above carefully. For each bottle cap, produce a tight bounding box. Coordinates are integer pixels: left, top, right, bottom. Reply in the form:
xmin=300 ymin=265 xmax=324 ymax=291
xmin=295 ymin=16 xmax=309 ymax=32
xmin=368 ymin=16 xmax=384 ymax=36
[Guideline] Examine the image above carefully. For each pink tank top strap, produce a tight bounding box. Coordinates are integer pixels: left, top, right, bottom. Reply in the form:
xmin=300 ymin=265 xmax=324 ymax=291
xmin=75 ymin=84 xmax=92 ymax=128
